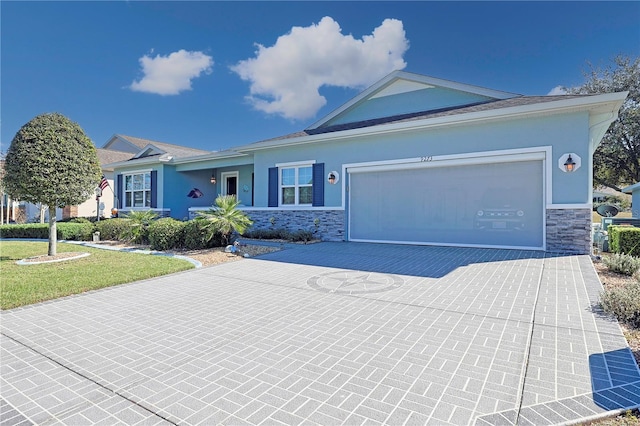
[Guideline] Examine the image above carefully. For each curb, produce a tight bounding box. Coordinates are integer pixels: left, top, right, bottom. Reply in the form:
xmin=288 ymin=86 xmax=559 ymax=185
xmin=1 ymin=238 xmax=203 ymax=269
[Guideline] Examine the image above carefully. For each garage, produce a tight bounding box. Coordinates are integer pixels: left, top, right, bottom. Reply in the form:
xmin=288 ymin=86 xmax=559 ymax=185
xmin=347 ymin=153 xmax=545 ymax=250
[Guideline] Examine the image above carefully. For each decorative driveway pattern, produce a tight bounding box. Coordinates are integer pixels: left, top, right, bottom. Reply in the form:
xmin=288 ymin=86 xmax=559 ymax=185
xmin=1 ymin=242 xmax=639 ymax=425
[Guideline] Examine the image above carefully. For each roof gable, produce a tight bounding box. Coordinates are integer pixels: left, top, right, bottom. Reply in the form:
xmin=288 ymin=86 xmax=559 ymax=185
xmin=307 ymin=70 xmax=521 ymax=131
xmin=133 ymin=144 xmax=166 ymax=159
xmin=102 ymin=134 xmax=211 ymax=163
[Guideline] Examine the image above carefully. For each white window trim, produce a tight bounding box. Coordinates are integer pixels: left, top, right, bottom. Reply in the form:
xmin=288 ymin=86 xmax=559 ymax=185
xmin=278 ymin=162 xmax=314 ymax=206
xmin=123 ymin=170 xmax=152 ymax=209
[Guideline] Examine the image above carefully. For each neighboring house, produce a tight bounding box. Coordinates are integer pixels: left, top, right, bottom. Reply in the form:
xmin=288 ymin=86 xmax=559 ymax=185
xmin=67 ymin=147 xmax=134 ymax=220
xmin=592 ymin=186 xmax=631 ymax=205
xmin=1 ymin=144 xmax=135 ymax=223
xmin=105 ymin=71 xmax=627 ymax=254
xmin=622 ymin=182 xmax=639 ymax=218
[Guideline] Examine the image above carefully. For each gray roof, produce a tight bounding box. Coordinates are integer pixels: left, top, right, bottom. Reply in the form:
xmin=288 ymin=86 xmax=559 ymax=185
xmin=96 ymin=149 xmax=134 ymax=166
xmin=116 ymin=134 xmax=211 ymax=158
xmin=255 ymin=94 xmax=595 ymax=143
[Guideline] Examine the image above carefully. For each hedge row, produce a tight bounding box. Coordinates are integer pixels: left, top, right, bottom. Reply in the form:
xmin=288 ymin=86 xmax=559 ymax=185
xmin=0 ymin=222 xmax=95 ymax=241
xmin=0 ymin=218 xmax=226 ymax=251
xmin=608 ymin=226 xmax=640 ymax=257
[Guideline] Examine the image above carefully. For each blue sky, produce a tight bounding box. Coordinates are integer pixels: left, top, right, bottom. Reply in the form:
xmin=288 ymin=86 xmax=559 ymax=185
xmin=2 ymin=1 xmax=639 ymax=153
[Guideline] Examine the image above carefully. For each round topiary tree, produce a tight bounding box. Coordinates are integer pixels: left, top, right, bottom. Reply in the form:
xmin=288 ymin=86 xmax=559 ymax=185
xmin=4 ymin=113 xmax=102 ymax=255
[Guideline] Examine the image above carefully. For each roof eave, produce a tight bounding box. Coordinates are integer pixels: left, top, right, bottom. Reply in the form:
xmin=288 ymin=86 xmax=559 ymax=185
xmin=237 ymin=92 xmax=628 ymax=153
xmin=103 ymin=156 xmax=165 ymax=169
xmin=622 ymin=182 xmax=640 ymax=194
xmin=173 ymin=150 xmax=250 ymax=165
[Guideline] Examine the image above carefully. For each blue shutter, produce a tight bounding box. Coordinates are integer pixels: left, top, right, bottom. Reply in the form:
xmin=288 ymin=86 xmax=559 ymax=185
xmin=150 ymin=170 xmax=158 ymax=208
xmin=116 ymin=175 xmax=123 ymax=208
xmin=268 ymin=167 xmax=278 ymax=207
xmin=312 ymin=163 xmax=324 ymax=207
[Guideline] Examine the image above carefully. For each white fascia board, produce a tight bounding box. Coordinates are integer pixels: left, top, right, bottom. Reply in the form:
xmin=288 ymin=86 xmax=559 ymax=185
xmin=101 ymin=134 xmax=120 ymax=149
xmin=133 ymin=144 xmax=166 ymax=159
xmin=622 ymin=182 xmax=640 ymax=194
xmin=172 ymin=150 xmax=248 ymax=165
xmin=103 ymin=157 xmax=163 ymax=170
xmin=306 ymin=71 xmax=520 ymax=130
xmin=238 ymin=92 xmax=628 ymax=153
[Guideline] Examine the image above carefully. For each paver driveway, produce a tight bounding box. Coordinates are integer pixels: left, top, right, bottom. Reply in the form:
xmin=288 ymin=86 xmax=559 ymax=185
xmin=1 ymin=242 xmax=639 ymax=425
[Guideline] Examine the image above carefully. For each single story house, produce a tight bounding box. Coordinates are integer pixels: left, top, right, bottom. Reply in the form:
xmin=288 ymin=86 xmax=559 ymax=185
xmin=105 ymin=71 xmax=627 ymax=254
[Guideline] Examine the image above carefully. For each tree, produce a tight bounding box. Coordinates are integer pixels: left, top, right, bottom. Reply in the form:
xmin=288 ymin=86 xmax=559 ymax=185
xmin=565 ymin=55 xmax=640 ymax=191
xmin=4 ymin=113 xmax=101 ymax=255
xmin=197 ymin=195 xmax=253 ymax=246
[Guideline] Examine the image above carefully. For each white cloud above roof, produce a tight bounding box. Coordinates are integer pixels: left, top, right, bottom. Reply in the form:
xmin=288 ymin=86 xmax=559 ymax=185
xmin=232 ymin=17 xmax=409 ymax=120
xmin=547 ymin=85 xmax=567 ymax=95
xmin=129 ymin=49 xmax=213 ymax=95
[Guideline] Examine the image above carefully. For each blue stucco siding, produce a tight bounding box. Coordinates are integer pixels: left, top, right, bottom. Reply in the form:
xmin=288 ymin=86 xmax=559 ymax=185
xmin=324 ymin=87 xmax=494 ymax=127
xmin=163 ymin=167 xmax=214 ymax=219
xmin=252 ymin=111 xmax=592 ymax=208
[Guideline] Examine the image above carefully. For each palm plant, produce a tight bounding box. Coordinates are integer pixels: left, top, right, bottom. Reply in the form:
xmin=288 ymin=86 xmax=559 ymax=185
xmin=123 ymin=210 xmax=159 ymax=244
xmin=197 ymin=195 xmax=253 ymax=246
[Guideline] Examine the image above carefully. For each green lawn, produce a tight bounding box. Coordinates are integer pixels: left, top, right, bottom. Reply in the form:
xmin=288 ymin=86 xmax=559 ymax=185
xmin=1 ymin=241 xmax=194 ymax=310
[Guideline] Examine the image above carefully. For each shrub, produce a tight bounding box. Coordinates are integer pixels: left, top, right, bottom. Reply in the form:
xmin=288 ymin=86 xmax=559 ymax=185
xmin=603 ymin=253 xmax=640 ymax=276
xmin=183 ymin=219 xmax=225 ymax=249
xmin=58 ymin=222 xmax=95 ymax=241
xmin=0 ymin=223 xmax=94 ymax=240
xmin=95 ymin=218 xmax=131 ymax=241
xmin=608 ymin=226 xmax=640 ymax=256
xmin=289 ymin=230 xmax=314 ymax=243
xmin=196 ymin=195 xmax=253 ymax=246
xmin=0 ymin=223 xmax=49 ymax=239
xmin=72 ymin=217 xmax=92 ymax=224
xmin=243 ymin=228 xmax=291 ymax=240
xmin=122 ymin=210 xmax=159 ymax=244
xmin=149 ymin=218 xmax=186 ymax=251
xmin=600 ymin=281 xmax=640 ymax=328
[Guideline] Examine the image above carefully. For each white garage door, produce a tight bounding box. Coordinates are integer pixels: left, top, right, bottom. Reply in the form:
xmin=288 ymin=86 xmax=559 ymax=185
xmin=348 ymin=159 xmax=544 ymax=250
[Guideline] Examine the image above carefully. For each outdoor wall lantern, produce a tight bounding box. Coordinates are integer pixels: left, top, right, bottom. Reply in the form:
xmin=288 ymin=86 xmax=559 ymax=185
xmin=558 ymin=153 xmax=581 ymax=173
xmin=328 ymin=171 xmax=340 ymax=185
xmin=210 ymin=172 xmax=217 ymax=185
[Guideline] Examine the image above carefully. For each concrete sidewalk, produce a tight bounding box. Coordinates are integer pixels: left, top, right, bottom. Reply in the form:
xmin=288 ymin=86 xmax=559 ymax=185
xmin=1 ymin=242 xmax=639 ymax=425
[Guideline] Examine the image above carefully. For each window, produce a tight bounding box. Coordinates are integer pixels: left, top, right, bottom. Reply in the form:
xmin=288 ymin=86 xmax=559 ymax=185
xmin=281 ymin=165 xmax=313 ymax=205
xmin=124 ymin=172 xmax=151 ymax=208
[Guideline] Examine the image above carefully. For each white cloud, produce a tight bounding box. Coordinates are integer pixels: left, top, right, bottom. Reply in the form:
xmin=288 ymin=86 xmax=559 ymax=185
xmin=547 ymin=85 xmax=567 ymax=95
xmin=130 ymin=49 xmax=213 ymax=95
xmin=232 ymin=17 xmax=409 ymax=120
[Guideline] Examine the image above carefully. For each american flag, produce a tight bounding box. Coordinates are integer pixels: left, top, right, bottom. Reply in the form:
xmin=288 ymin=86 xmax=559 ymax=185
xmin=99 ymin=175 xmax=109 ymax=190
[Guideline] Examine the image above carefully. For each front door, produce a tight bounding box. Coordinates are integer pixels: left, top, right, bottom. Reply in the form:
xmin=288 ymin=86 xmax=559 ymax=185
xmin=226 ymin=176 xmax=237 ymax=197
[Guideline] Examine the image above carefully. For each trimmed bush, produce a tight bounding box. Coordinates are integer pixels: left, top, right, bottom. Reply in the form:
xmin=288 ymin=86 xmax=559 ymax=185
xmin=58 ymin=222 xmax=95 ymax=240
xmin=608 ymin=226 xmax=640 ymax=256
xmin=95 ymin=218 xmax=131 ymax=241
xmin=600 ymin=281 xmax=640 ymax=328
xmin=603 ymin=253 xmax=640 ymax=276
xmin=1 ymin=224 xmax=48 ymax=239
xmin=182 ymin=219 xmax=224 ymax=249
xmin=149 ymin=218 xmax=186 ymax=251
xmin=243 ymin=228 xmax=292 ymax=240
xmin=0 ymin=223 xmax=94 ymax=240
xmin=289 ymin=230 xmax=314 ymax=243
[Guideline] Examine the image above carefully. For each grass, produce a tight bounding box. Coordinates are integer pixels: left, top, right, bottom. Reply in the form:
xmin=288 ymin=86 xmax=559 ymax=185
xmin=593 ymin=210 xmax=633 ymax=224
xmin=1 ymin=241 xmax=195 ymax=310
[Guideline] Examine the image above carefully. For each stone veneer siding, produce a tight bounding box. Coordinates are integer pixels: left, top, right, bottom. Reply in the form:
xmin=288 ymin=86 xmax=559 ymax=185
xmin=546 ymin=208 xmax=591 ymax=255
xmin=242 ymin=209 xmax=345 ymax=241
